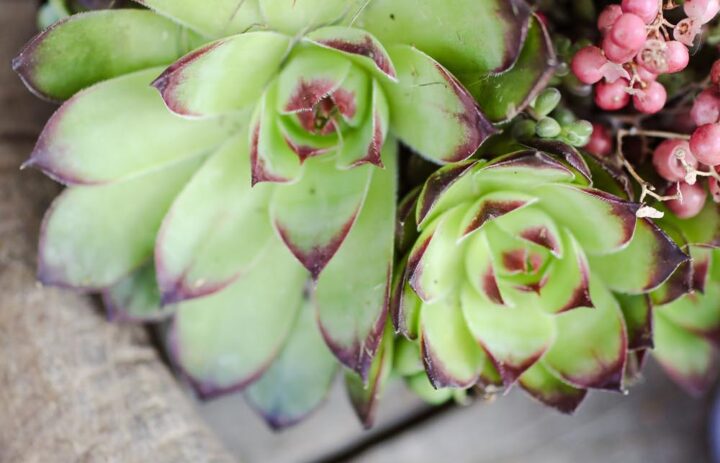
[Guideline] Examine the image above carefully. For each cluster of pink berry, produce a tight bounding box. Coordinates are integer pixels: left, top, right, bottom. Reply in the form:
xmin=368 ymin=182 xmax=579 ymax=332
xmin=654 ymin=61 xmax=720 ymax=218
xmin=571 ymin=0 xmax=717 ymax=114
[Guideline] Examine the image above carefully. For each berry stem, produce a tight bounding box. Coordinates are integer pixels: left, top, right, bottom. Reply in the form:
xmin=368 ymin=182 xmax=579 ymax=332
xmin=615 ymin=128 xmax=686 ymax=203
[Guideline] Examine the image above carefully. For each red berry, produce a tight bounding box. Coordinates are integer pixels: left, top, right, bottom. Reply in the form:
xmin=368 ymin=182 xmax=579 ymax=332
xmin=690 ymin=88 xmax=720 ymax=126
xmin=664 ymin=41 xmax=690 ymax=73
xmin=586 ymin=123 xmax=613 ymax=157
xmin=666 ymin=182 xmax=708 ymax=219
xmin=690 ymin=123 xmax=720 ymax=166
xmin=633 ymin=81 xmax=667 ymax=114
xmin=609 ymin=14 xmax=648 ymax=51
xmin=621 ymin=0 xmax=660 ymax=24
xmin=571 ymin=46 xmax=608 ymax=84
xmin=603 ymin=35 xmax=638 ymax=63
xmin=711 ymin=59 xmax=720 ymax=85
xmin=652 ymin=139 xmax=698 ymax=182
xmin=595 ymin=79 xmax=631 ymax=110
xmin=599 ymin=5 xmax=624 ymax=33
xmin=684 ymin=0 xmax=720 ymax=25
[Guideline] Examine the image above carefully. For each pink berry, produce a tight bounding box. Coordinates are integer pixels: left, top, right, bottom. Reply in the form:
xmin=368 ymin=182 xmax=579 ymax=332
xmin=652 ymin=139 xmax=698 ymax=182
xmin=636 ymin=64 xmax=657 ymax=83
xmin=690 ymin=123 xmax=720 ymax=166
xmin=572 ymin=46 xmax=608 ymax=84
xmin=633 ymin=81 xmax=667 ymax=114
xmin=684 ymin=0 xmax=720 ymax=24
xmin=711 ymin=59 xmax=720 ymax=85
xmin=637 ymin=39 xmax=669 ymax=74
xmin=586 ymin=123 xmax=613 ymax=157
xmin=621 ymin=0 xmax=660 ymax=24
xmin=666 ymin=182 xmax=708 ymax=219
xmin=595 ymin=79 xmax=631 ymax=110
xmin=674 ymin=18 xmax=702 ymax=46
xmin=599 ymin=5 xmax=624 ymax=33
xmin=690 ymin=88 xmax=720 ymax=126
xmin=710 ymin=176 xmax=720 ymax=202
xmin=609 ymin=14 xmax=648 ymax=51
xmin=664 ymin=41 xmax=690 ymax=73
xmin=602 ymin=35 xmax=638 ymax=63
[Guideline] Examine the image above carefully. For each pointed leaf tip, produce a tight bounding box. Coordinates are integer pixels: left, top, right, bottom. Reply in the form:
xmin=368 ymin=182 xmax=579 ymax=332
xmin=276 ymin=212 xmax=359 ymax=279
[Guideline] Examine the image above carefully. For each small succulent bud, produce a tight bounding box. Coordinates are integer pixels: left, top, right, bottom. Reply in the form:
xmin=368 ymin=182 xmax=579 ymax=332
xmin=536 ymin=117 xmax=562 ymax=138
xmin=567 ymin=120 xmax=594 ymax=137
xmin=553 ymin=107 xmax=576 ymax=125
xmin=512 ymin=119 xmax=538 ymax=140
xmin=533 ymin=87 xmax=562 ymax=117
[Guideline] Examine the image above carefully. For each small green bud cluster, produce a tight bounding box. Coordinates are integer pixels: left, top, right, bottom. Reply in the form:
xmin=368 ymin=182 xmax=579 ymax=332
xmin=512 ymin=88 xmax=593 ymax=147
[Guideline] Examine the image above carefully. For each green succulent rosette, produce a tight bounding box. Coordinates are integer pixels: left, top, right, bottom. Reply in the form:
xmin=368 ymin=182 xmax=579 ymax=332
xmin=646 ymin=203 xmax=720 ymax=396
xmin=14 ymin=0 xmax=554 ymax=427
xmin=393 ymin=145 xmax=687 ymax=413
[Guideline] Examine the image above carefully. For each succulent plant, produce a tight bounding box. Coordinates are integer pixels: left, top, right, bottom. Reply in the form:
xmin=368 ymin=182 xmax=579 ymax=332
xmin=15 ymin=0 xmax=555 ymax=427
xmin=649 ymin=203 xmax=720 ymax=395
xmin=393 ymin=144 xmax=687 ymax=412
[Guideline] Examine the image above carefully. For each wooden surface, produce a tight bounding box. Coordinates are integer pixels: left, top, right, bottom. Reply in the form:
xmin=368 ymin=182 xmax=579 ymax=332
xmin=1 ymin=1 xmax=716 ymax=462
xmin=196 ymin=364 xmax=713 ymax=463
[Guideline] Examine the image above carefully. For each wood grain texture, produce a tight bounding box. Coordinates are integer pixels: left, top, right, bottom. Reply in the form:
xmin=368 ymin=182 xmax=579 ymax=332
xmin=0 ymin=3 xmax=235 ymax=462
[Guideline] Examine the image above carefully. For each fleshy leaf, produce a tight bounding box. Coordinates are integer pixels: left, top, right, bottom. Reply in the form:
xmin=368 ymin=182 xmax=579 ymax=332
xmin=383 ymin=44 xmax=496 ymax=164
xmin=13 ymin=10 xmax=203 ymax=101
xmin=394 ymin=337 xmax=424 ymax=377
xmin=336 ymin=80 xmax=389 ymax=169
xmin=519 ymin=361 xmax=587 ymax=414
xmin=406 ymin=372 xmax=454 ymax=405
xmin=463 ymin=233 xmax=505 ymax=305
xmin=135 ymin=0 xmax=264 ymax=38
xmin=249 ymin=84 xmax=303 ymax=184
xmin=461 ymin=285 xmax=556 ymax=386
xmin=39 ymin=155 xmax=204 ymax=290
xmin=459 ymin=17 xmax=556 ymax=122
xmin=153 ymin=32 xmax=291 ymax=117
xmin=390 ymin=256 xmax=421 ymax=339
xmin=420 ymin=297 xmax=487 ymax=388
xmin=522 ymin=139 xmax=592 ymax=186
xmin=660 ymin=201 xmax=720 ymax=246
xmin=415 ymin=160 xmax=478 ymax=227
xmin=28 ymin=68 xmax=239 ymax=185
xmin=416 ymin=151 xmax=579 ymax=227
xmin=493 ymin=207 xmax=563 ymax=257
xmin=538 ymin=230 xmax=593 ymax=314
xmin=172 ymin=239 xmax=308 ymax=397
xmin=616 ymin=294 xmax=654 ymax=350
xmin=271 ymin=156 xmax=372 ymax=278
xmin=590 ymin=218 xmax=688 ymax=294
xmin=357 ymin=0 xmax=530 ymax=74
xmin=315 ymin=143 xmax=397 ymax=378
xmin=534 ymin=185 xmax=639 ymax=255
xmin=543 ymin=278 xmax=627 ymax=391
xmin=459 ymin=192 xmax=537 ymax=240
xmin=102 ymin=262 xmax=170 ymax=322
xmin=654 ymin=311 xmax=719 ymax=396
xmin=408 ymin=206 xmax=465 ymax=303
xmin=156 ymin=133 xmax=274 ymax=303
xmin=656 ymin=283 xmax=720 ymax=341
xmin=305 ymin=26 xmax=397 ymax=80
xmin=259 ymin=0 xmax=349 ymax=35
xmin=276 ymin=46 xmax=351 ymax=114
xmin=345 ymin=323 xmax=394 ymax=429
xmin=245 ymin=296 xmax=337 ymax=429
